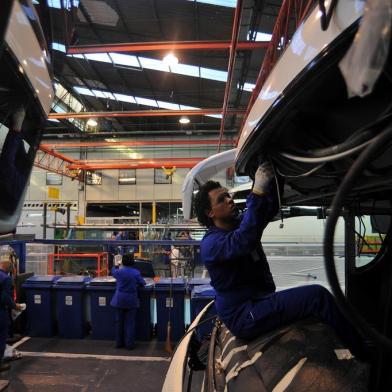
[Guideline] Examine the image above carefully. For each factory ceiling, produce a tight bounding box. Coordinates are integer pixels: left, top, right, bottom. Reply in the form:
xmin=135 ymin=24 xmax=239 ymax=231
xmin=35 ymin=0 xmax=290 ymax=142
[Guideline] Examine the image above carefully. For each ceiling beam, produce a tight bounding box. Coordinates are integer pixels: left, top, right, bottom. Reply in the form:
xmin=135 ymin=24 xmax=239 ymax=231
xmin=67 ymin=40 xmax=269 ymax=54
xmin=41 ymin=139 xmax=236 ymax=149
xmin=48 ymin=108 xmax=245 ymax=119
xmin=67 ymin=158 xmax=204 ymax=170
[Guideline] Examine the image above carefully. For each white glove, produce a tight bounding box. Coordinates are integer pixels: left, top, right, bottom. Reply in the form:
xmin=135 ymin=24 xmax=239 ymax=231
xmin=252 ymin=162 xmax=275 ymax=195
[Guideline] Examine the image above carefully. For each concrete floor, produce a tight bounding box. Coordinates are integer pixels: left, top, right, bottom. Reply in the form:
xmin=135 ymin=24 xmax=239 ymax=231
xmin=2 ymin=338 xmax=171 ymax=392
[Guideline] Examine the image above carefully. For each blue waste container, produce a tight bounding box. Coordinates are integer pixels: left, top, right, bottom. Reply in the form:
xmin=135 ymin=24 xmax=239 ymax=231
xmin=135 ymin=278 xmax=154 ymax=341
xmin=190 ymin=284 xmax=216 ymax=340
xmin=54 ymin=276 xmax=90 ymax=338
xmin=187 ymin=277 xmax=211 ymax=294
xmin=155 ymin=278 xmax=186 ymax=341
xmin=87 ymin=276 xmax=116 ymax=340
xmin=22 ymin=275 xmax=61 ymax=337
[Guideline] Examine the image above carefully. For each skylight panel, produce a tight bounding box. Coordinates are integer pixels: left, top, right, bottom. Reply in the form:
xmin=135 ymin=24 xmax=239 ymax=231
xmin=92 ymin=89 xmax=114 ymax=99
xmin=73 ymin=86 xmax=95 ymax=96
xmin=248 ymin=31 xmax=272 ymax=42
xmin=170 ymin=63 xmax=200 ymax=78
xmin=73 ymin=86 xmax=220 ymax=119
xmin=52 ymin=42 xmax=66 ymax=53
xmin=135 ymin=97 xmax=158 ymax=107
xmin=138 ymin=57 xmax=170 ymax=72
xmin=46 ymin=0 xmax=80 ymax=9
xmin=200 ymin=67 xmax=227 ymax=82
xmin=179 ymin=104 xmax=199 ymax=110
xmin=69 ymin=54 xmax=85 ymax=59
xmin=157 ymin=101 xmax=180 ymax=110
xmin=109 ymin=53 xmax=140 ymax=68
xmin=85 ymin=53 xmax=112 ymax=63
xmin=239 ymin=82 xmax=255 ymax=92
xmin=114 ymin=93 xmax=136 ymax=104
xmin=187 ymin=0 xmax=236 ymax=7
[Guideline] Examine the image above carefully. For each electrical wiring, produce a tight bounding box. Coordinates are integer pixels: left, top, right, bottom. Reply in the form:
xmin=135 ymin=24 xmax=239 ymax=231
xmin=324 ymin=122 xmax=392 ymax=351
xmin=280 ymin=137 xmax=375 ymax=163
xmin=274 ymin=162 xmax=325 ymax=178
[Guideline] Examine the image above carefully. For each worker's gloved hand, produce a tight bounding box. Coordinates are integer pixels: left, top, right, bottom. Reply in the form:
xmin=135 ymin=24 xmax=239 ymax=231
xmin=252 ymin=161 xmax=275 ymax=195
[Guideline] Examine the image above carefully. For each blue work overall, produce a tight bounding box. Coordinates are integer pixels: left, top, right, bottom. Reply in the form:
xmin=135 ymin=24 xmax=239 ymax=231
xmin=110 ymin=266 xmax=146 ymax=349
xmin=201 ymin=183 xmax=364 ymax=353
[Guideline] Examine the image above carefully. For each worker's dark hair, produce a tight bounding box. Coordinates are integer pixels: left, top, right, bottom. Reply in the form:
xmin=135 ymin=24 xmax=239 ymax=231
xmin=122 ymin=252 xmax=135 ymax=266
xmin=194 ymin=180 xmax=222 ymax=227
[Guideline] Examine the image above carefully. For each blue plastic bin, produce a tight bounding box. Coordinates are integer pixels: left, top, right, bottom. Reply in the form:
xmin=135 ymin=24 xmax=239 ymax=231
xmin=190 ymin=284 xmax=216 ymax=340
xmin=136 ymin=278 xmax=154 ymax=341
xmin=155 ymin=278 xmax=186 ymax=341
xmin=87 ymin=276 xmax=116 ymax=340
xmin=22 ymin=275 xmax=61 ymax=337
xmin=187 ymin=277 xmax=211 ymax=293
xmin=54 ymin=276 xmax=90 ymax=338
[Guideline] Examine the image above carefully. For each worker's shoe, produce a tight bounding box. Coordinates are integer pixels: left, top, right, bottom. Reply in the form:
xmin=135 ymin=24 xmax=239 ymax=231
xmin=0 ymin=363 xmax=11 ymax=372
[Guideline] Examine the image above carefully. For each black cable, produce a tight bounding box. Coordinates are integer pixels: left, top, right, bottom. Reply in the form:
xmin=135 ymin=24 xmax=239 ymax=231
xmin=324 ymin=122 xmax=392 ymax=351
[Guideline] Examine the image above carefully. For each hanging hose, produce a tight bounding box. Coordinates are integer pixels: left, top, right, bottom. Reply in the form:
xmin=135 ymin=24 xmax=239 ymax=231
xmin=324 ymin=121 xmax=392 ymax=351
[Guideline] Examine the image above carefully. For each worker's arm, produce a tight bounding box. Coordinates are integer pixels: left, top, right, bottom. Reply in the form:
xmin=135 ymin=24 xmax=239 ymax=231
xmin=136 ymin=271 xmax=146 ymax=287
xmin=202 ymin=162 xmax=276 ymax=264
xmin=202 ymin=194 xmax=272 ymax=263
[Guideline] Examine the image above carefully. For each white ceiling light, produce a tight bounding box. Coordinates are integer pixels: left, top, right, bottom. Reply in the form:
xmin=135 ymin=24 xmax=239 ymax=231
xmin=179 ymin=116 xmax=190 ymax=124
xmin=163 ymin=53 xmax=179 ymax=67
xmin=87 ymin=118 xmax=98 ymax=127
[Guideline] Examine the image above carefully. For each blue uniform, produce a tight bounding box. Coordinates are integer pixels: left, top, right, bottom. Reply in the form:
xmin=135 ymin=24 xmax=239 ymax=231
xmin=201 ymin=185 xmax=363 ymax=352
xmin=0 ymin=269 xmax=16 ymax=362
xmin=110 ymin=266 xmax=146 ymax=348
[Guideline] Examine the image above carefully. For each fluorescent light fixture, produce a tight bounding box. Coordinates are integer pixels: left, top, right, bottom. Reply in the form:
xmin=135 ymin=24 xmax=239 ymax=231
xmin=87 ymin=118 xmax=98 ymax=127
xmin=187 ymin=0 xmax=236 ymax=7
xmin=179 ymin=116 xmax=190 ymax=124
xmin=104 ymin=138 xmax=118 ymax=143
xmin=163 ymin=53 xmax=179 ymax=67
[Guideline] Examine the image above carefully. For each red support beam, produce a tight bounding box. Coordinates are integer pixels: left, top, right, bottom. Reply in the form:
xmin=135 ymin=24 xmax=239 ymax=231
xmin=40 ymin=139 xmax=236 ymax=149
xmin=67 ymin=40 xmax=269 ymax=54
xmin=35 ymin=147 xmax=82 ymax=180
xmin=67 ymin=158 xmax=204 ymax=171
xmin=217 ymin=0 xmax=243 ymax=153
xmin=48 ymin=108 xmax=245 ymax=120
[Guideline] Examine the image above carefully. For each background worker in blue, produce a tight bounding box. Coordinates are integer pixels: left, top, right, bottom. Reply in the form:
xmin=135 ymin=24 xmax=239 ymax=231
xmin=0 ymin=254 xmax=23 ymax=372
xmin=110 ymin=252 xmax=146 ymax=349
xmin=194 ymin=162 xmax=365 ymax=354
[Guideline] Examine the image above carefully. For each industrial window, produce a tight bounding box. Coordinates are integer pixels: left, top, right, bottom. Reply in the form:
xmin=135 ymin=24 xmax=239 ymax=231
xmin=86 ymin=171 xmax=102 ymax=185
xmin=46 ymin=172 xmax=63 ymax=185
xmin=154 ymin=168 xmax=172 ymax=184
xmin=118 ymin=169 xmax=136 ymax=185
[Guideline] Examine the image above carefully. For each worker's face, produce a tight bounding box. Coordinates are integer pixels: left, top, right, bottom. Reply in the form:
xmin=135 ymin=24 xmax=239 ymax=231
xmin=207 ymin=187 xmax=238 ymax=221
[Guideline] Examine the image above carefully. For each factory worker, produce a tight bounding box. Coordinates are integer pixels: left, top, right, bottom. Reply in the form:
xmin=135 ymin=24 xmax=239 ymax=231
xmin=110 ymin=252 xmax=146 ymax=349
